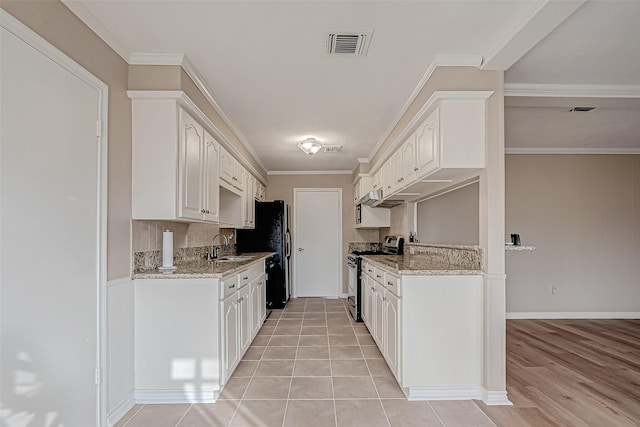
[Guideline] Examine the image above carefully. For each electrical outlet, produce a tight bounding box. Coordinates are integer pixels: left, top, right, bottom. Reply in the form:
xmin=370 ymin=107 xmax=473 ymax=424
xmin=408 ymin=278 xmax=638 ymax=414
xmin=551 ymin=285 xmax=558 ymax=296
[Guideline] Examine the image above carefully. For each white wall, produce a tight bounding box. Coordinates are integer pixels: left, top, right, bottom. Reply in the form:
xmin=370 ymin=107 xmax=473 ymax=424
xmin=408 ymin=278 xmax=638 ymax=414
xmin=505 ymin=154 xmax=640 ymax=315
xmin=416 ymin=182 xmax=479 ymax=245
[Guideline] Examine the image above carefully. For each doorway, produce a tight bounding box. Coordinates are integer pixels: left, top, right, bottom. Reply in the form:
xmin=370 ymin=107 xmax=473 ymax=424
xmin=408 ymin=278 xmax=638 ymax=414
xmin=293 ymin=188 xmax=342 ymax=297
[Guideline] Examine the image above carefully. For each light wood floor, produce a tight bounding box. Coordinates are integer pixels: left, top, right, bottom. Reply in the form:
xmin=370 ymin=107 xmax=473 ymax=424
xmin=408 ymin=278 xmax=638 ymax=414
xmin=478 ymin=319 xmax=640 ymax=426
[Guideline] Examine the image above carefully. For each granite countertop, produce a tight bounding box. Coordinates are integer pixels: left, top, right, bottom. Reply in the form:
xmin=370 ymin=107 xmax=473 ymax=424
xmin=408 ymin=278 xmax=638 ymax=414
xmin=361 ymin=254 xmax=482 ymax=276
xmin=133 ymin=252 xmax=275 ymax=279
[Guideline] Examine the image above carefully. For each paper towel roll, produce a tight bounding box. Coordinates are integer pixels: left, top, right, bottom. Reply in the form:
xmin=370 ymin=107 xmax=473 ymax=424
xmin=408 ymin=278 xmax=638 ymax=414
xmin=162 ymin=230 xmax=174 ymax=268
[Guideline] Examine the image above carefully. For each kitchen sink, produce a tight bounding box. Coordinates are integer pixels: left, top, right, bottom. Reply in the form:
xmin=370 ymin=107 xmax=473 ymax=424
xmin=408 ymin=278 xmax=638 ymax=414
xmin=216 ymin=256 xmax=254 ymax=262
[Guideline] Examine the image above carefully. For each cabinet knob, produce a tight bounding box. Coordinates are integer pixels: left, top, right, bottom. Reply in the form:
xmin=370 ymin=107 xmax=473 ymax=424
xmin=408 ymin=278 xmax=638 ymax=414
xmin=229 ymin=284 xmax=235 ymax=289
xmin=201 ymin=209 xmax=206 ymax=213
xmin=414 ymin=167 xmax=418 ymax=171
xmin=376 ymin=275 xmax=382 ymax=279
xmin=243 ymin=276 xmax=249 ymax=280
xmin=387 ymin=282 xmax=393 ymax=286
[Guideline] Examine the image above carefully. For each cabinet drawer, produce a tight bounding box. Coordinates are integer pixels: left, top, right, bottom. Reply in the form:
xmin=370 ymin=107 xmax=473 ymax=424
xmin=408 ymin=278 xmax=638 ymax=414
xmin=221 ymin=275 xmax=239 ymax=300
xmin=373 ymin=267 xmax=385 ymax=284
xmin=238 ymin=261 xmax=264 ymax=288
xmin=385 ymin=272 xmax=400 ymax=296
xmin=362 ymin=262 xmax=375 ymax=277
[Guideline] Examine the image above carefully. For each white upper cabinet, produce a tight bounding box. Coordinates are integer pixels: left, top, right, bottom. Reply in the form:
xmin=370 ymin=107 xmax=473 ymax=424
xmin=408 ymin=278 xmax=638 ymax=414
xmin=414 ymin=108 xmax=439 ymax=179
xmin=202 ymin=132 xmax=220 ymax=223
xmin=242 ymin=173 xmax=256 ymax=228
xmin=415 ymin=98 xmax=486 ymax=180
xmin=219 ymin=145 xmax=244 ymax=191
xmin=178 ymin=108 xmax=220 ymax=222
xmin=130 ymin=97 xmax=220 ymax=223
xmin=374 ymin=92 xmax=491 ymax=200
xmin=401 ymin=136 xmax=416 ymax=185
xmin=390 ymin=149 xmax=403 ymax=193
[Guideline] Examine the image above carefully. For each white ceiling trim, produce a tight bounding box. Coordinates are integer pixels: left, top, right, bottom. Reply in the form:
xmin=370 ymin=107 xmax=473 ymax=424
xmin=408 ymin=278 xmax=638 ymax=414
xmin=129 ymin=52 xmax=185 ymax=65
xmin=481 ymin=0 xmax=585 ymax=71
xmin=268 ymin=170 xmax=353 ymax=176
xmin=181 ymin=57 xmax=268 ymax=175
xmin=61 ymin=0 xmax=130 ymax=62
xmin=505 ymin=83 xmax=640 ymax=98
xmin=363 ymin=55 xmax=483 ymax=166
xmin=505 ymin=147 xmax=640 ymax=155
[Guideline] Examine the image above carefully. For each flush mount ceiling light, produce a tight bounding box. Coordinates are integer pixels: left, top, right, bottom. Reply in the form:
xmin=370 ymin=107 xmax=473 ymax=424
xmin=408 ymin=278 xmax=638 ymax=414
xmin=298 ymin=138 xmax=323 ymax=155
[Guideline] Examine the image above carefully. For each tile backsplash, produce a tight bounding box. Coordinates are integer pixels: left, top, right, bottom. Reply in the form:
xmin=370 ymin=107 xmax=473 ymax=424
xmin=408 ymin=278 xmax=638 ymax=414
xmin=132 ymin=220 xmax=236 ymax=272
xmin=132 ymin=220 xmax=235 ymax=252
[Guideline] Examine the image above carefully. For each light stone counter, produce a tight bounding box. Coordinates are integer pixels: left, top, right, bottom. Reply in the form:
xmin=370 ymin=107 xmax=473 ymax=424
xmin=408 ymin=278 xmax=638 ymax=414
xmin=361 ymin=254 xmax=482 ymax=276
xmin=132 ymin=252 xmax=274 ymax=279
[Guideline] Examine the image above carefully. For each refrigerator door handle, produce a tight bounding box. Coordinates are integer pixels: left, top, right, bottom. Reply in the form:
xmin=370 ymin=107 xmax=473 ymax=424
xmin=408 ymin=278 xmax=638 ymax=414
xmin=285 ymin=231 xmax=291 ymax=258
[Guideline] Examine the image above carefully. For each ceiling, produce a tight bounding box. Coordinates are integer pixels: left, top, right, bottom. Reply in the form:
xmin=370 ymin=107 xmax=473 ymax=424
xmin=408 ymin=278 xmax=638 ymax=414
xmin=63 ymin=0 xmax=640 ymax=172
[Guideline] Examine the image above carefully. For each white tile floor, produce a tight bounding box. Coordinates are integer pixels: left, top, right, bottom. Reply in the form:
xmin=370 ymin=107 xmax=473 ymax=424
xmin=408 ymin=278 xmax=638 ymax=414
xmin=116 ymin=298 xmax=496 ymax=427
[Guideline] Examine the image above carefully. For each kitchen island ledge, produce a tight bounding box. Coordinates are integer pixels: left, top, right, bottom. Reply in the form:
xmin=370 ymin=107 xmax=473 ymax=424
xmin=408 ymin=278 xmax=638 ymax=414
xmin=362 ymin=254 xmax=482 ymax=276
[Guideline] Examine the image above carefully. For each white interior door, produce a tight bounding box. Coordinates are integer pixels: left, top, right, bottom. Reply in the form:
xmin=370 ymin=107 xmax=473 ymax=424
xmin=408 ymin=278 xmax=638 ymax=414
xmin=1 ymin=13 xmax=106 ymax=427
xmin=293 ymin=189 xmax=342 ymax=297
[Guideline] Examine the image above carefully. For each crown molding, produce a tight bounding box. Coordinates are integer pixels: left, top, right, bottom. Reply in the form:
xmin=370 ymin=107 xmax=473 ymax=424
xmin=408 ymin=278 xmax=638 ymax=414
xmin=268 ymin=170 xmax=353 ymax=176
xmin=505 ymin=147 xmax=640 ymax=155
xmin=180 ymin=57 xmax=269 ymax=176
xmin=129 ymin=53 xmax=184 ymax=65
xmin=504 ymin=83 xmax=640 ymax=98
xmin=61 ymin=0 xmax=130 ymax=62
xmin=366 ymin=55 xmax=483 ymax=166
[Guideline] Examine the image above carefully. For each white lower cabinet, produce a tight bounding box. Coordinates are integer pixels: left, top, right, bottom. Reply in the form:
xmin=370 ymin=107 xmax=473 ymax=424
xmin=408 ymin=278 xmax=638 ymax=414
xmin=134 ymin=259 xmax=267 ymax=403
xmin=222 ymin=291 xmax=240 ymax=381
xmin=361 ymin=259 xmax=483 ymax=401
xmin=383 ymin=290 xmax=400 ymax=378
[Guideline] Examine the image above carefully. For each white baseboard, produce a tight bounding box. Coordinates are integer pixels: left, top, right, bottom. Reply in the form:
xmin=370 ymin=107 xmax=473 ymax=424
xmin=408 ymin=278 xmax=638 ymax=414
xmin=407 ymin=386 xmax=482 ymax=401
xmin=507 ymin=312 xmax=640 ymax=319
xmin=481 ymin=389 xmax=513 ymax=406
xmin=107 ymin=391 xmax=135 ymax=426
xmin=135 ymin=388 xmax=219 ymax=404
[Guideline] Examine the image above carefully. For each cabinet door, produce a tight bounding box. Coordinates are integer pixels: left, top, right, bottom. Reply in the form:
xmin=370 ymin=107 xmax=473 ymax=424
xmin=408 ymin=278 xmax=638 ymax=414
xmin=178 ymin=108 xmax=204 ymax=220
xmin=219 ymin=145 xmax=235 ymax=185
xmin=234 ymin=162 xmax=245 ymax=190
xmin=390 ymin=150 xmax=403 ymax=193
xmin=257 ymin=274 xmax=266 ymax=325
xmin=402 ymin=136 xmax=416 ymax=185
xmin=222 ymin=294 xmax=239 ymax=382
xmin=250 ymin=276 xmax=262 ymax=337
xmin=353 ymin=180 xmax=361 ymax=205
xmin=242 ymin=174 xmax=255 ymax=228
xmin=361 ymin=274 xmax=370 ymax=325
xmin=238 ymin=285 xmax=251 ymax=354
xmin=202 ymin=132 xmax=220 ymax=222
xmin=382 ymin=160 xmax=392 ymax=195
xmin=374 ymin=282 xmax=385 ymax=347
xmin=415 ymin=108 xmax=440 ymax=179
xmin=384 ymin=291 xmax=400 ymax=379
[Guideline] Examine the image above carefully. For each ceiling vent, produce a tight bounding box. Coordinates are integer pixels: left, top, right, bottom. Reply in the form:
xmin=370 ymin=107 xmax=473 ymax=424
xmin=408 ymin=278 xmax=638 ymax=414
xmin=569 ymin=106 xmax=597 ymax=112
xmin=323 ymin=145 xmax=343 ymax=153
xmin=326 ymin=30 xmax=373 ymax=56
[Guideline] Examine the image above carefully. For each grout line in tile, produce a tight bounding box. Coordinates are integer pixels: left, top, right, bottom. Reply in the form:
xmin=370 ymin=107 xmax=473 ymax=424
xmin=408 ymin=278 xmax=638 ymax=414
xmin=427 ymin=401 xmax=447 ymax=427
xmin=173 ymin=403 xmax=193 ymax=427
xmin=119 ymin=404 xmax=145 ymax=427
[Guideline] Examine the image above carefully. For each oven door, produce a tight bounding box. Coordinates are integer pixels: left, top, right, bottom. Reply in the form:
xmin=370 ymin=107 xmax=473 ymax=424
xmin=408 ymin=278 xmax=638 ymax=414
xmin=347 ymin=257 xmax=358 ymax=319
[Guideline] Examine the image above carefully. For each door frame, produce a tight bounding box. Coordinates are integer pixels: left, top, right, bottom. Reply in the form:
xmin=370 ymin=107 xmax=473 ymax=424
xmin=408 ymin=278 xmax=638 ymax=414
xmin=292 ymin=188 xmax=342 ymax=298
xmin=1 ymin=10 xmax=109 ymax=426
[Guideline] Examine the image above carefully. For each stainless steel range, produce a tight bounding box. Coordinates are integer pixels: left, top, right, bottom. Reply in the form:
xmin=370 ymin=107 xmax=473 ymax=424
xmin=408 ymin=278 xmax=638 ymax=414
xmin=347 ymin=236 xmax=404 ymax=322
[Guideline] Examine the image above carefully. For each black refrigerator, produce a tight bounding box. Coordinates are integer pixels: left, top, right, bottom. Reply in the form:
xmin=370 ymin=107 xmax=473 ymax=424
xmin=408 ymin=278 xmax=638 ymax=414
xmin=236 ymin=200 xmax=291 ymax=309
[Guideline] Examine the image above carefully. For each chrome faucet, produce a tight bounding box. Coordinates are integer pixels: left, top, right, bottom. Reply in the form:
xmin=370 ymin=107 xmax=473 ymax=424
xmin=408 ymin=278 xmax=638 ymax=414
xmin=208 ymin=233 xmax=229 ymax=260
